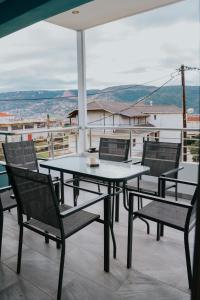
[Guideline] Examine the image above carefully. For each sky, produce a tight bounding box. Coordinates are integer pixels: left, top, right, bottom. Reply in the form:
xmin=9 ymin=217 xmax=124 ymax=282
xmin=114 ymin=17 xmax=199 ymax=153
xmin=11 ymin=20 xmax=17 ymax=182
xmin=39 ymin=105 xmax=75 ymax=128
xmin=0 ymin=0 xmax=199 ymax=92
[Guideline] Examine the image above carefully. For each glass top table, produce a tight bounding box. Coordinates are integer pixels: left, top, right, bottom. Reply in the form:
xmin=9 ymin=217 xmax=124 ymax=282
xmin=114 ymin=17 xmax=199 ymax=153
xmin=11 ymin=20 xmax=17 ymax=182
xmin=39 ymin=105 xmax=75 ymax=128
xmin=40 ymin=155 xmax=149 ymax=183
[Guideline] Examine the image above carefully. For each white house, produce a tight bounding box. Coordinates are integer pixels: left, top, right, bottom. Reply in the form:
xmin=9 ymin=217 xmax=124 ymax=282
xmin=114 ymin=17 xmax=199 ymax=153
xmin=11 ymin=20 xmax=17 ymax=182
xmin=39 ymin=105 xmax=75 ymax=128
xmin=68 ymin=100 xmax=183 ymax=149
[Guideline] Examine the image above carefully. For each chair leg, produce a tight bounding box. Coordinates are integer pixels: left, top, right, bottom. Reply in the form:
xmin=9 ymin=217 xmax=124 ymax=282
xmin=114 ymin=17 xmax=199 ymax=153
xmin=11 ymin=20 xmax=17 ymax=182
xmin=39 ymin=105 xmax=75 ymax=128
xmin=175 ymin=183 xmax=178 ymax=201
xmin=54 ymin=182 xmax=60 ymax=202
xmin=156 ymin=223 xmax=161 ymax=241
xmin=160 ymin=224 xmax=164 ymax=237
xmin=57 ymin=240 xmax=65 ymax=300
xmin=184 ymin=231 xmax=192 ymax=289
xmin=45 ymin=231 xmax=49 ymax=244
xmin=97 ymin=183 xmax=101 ymax=193
xmin=0 ymin=211 xmax=3 ymax=258
xmin=140 ymin=197 xmax=143 ymax=208
xmin=140 ymin=217 xmax=150 ymax=235
xmin=17 ymin=225 xmax=23 ymax=274
xmin=56 ymin=240 xmax=61 ymax=249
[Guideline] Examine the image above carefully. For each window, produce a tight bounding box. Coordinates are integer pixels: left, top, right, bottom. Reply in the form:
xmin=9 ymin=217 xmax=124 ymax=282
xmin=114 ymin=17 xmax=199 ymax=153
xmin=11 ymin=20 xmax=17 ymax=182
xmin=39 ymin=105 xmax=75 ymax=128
xmin=37 ymin=122 xmax=45 ymax=128
xmin=0 ymin=126 xmax=8 ymax=131
xmin=24 ymin=123 xmax=34 ymax=129
xmin=154 ymin=115 xmax=157 ymax=120
xmin=11 ymin=124 xmax=23 ymax=130
xmin=132 ymin=138 xmax=136 ymax=147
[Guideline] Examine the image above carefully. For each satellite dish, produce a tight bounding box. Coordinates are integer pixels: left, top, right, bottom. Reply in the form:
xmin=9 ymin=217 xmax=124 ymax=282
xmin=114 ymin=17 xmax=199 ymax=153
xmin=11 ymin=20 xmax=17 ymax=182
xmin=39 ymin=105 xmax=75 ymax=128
xmin=187 ymin=108 xmax=194 ymax=114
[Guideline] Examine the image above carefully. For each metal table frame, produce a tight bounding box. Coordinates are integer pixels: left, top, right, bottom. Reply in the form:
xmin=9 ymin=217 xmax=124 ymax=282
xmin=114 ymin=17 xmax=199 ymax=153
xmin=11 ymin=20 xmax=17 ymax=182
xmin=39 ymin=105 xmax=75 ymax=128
xmin=40 ymin=155 xmax=149 ymax=272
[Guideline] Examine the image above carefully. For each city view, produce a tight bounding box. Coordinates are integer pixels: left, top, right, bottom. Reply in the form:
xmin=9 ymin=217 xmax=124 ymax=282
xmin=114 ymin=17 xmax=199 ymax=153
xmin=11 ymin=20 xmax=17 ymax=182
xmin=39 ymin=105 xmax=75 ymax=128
xmin=0 ymin=1 xmax=199 ymax=300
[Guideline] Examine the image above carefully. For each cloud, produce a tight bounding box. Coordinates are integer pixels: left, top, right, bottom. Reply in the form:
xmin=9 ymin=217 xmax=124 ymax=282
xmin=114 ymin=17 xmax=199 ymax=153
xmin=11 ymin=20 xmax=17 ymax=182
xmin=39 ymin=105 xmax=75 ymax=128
xmin=120 ymin=67 xmax=147 ymax=74
xmin=0 ymin=21 xmax=77 ymax=92
xmin=0 ymin=0 xmax=199 ymax=92
xmin=124 ymin=0 xmax=199 ymax=30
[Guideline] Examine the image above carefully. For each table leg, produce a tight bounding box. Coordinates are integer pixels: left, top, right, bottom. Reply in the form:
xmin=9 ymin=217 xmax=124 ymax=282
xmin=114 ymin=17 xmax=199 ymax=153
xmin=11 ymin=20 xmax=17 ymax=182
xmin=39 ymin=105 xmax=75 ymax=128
xmin=127 ymin=192 xmax=134 ymax=268
xmin=73 ymin=175 xmax=80 ymax=206
xmin=115 ymin=182 xmax=119 ymax=222
xmin=104 ymin=182 xmax=111 ymax=272
xmin=60 ymin=172 xmax=64 ymax=204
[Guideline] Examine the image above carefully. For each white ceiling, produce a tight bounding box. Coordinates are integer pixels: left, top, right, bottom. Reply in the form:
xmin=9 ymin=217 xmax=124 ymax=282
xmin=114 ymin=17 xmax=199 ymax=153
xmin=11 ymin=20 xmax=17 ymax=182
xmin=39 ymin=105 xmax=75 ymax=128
xmin=46 ymin=0 xmax=183 ymax=31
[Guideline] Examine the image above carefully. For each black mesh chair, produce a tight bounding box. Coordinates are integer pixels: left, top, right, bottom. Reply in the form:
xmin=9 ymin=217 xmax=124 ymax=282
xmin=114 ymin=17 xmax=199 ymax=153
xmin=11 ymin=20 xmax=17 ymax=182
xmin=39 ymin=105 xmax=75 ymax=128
xmin=125 ymin=141 xmax=183 ymax=238
xmin=0 ymin=166 xmax=17 ymax=257
xmin=99 ymin=138 xmax=130 ymax=162
xmin=6 ymin=165 xmax=107 ymax=300
xmin=127 ymin=141 xmax=182 ymax=198
xmin=127 ymin=177 xmax=198 ymax=289
xmin=74 ymin=138 xmax=130 ymax=224
xmin=73 ymin=138 xmax=130 ymax=205
xmin=2 ymin=141 xmax=60 ymax=199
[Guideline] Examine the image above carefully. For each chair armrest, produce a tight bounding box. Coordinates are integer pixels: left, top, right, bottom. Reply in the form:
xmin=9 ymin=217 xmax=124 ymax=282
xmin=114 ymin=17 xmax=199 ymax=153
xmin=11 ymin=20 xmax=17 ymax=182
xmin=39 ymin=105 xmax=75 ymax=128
xmin=159 ymin=176 xmax=197 ymax=186
xmin=60 ymin=193 xmax=108 ymax=218
xmin=0 ymin=185 xmax=12 ymax=193
xmin=132 ymin=160 xmax=142 ymax=165
xmin=161 ymin=166 xmax=184 ymax=177
xmin=129 ymin=191 xmax=191 ymax=209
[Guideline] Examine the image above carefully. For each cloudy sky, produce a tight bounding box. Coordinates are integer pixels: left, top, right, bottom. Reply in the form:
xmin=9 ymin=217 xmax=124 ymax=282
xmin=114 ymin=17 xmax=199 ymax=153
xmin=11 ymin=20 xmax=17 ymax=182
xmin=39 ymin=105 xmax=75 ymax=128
xmin=0 ymin=0 xmax=199 ymax=92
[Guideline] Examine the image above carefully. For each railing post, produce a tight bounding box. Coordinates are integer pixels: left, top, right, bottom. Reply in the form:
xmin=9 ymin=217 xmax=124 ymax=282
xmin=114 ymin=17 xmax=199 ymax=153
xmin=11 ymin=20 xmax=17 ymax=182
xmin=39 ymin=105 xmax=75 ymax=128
xmin=89 ymin=128 xmax=92 ymax=148
xmin=75 ymin=132 xmax=78 ymax=153
xmin=129 ymin=129 xmax=132 ymax=158
xmin=50 ymin=132 xmax=54 ymax=159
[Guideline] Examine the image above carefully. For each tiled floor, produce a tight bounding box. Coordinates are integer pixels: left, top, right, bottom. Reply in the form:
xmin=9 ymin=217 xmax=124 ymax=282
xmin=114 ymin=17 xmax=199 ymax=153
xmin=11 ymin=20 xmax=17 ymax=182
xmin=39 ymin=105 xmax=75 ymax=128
xmin=0 ymin=182 xmax=193 ymax=299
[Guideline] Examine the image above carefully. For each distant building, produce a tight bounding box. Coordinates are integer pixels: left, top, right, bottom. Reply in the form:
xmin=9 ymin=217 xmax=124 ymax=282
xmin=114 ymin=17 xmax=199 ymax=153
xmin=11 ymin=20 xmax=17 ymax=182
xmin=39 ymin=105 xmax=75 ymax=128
xmin=187 ymin=115 xmax=200 ymax=129
xmin=0 ymin=114 xmax=63 ymax=141
xmin=68 ymin=100 xmax=183 ymax=144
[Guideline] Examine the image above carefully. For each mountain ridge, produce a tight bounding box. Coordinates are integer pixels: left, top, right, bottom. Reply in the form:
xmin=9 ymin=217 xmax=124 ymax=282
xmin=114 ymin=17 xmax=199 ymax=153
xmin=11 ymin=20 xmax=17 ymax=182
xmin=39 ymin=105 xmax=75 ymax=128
xmin=0 ymin=85 xmax=199 ymax=117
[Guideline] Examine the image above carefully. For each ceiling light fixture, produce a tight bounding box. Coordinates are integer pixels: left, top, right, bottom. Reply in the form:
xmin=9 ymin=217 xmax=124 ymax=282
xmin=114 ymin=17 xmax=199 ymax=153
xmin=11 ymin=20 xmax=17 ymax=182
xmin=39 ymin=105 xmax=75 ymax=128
xmin=72 ymin=10 xmax=80 ymax=14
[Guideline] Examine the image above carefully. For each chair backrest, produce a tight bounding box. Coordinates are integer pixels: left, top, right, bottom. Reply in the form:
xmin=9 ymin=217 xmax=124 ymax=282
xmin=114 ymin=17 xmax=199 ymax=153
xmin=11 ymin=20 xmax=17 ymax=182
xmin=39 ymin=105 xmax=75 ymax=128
xmin=185 ymin=185 xmax=199 ymax=231
xmin=3 ymin=141 xmax=38 ymax=171
xmin=141 ymin=141 xmax=181 ymax=177
xmin=99 ymin=138 xmax=130 ymax=162
xmin=5 ymin=165 xmax=61 ymax=230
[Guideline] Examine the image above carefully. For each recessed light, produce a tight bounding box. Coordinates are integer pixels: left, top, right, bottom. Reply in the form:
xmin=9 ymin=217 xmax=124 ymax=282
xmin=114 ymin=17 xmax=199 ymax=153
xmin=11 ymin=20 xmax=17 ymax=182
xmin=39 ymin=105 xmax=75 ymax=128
xmin=72 ymin=10 xmax=80 ymax=14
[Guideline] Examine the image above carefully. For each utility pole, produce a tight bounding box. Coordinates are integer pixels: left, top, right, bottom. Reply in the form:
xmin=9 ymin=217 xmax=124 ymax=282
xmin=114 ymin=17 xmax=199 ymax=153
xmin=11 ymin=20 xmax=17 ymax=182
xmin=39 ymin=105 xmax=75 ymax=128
xmin=180 ymin=65 xmax=187 ymax=162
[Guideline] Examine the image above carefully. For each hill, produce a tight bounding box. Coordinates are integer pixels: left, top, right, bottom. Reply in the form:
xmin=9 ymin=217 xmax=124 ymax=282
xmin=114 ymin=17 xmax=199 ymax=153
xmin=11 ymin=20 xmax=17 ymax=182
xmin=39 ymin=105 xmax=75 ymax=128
xmin=0 ymin=85 xmax=199 ymax=118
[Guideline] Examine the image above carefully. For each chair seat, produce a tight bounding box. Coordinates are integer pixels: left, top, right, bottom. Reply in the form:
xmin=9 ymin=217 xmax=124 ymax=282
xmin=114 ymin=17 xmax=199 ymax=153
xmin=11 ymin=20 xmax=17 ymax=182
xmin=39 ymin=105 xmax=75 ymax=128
xmin=134 ymin=201 xmax=187 ymax=231
xmin=126 ymin=178 xmax=175 ymax=194
xmin=1 ymin=189 xmax=17 ymax=211
xmin=25 ymin=204 xmax=100 ymax=238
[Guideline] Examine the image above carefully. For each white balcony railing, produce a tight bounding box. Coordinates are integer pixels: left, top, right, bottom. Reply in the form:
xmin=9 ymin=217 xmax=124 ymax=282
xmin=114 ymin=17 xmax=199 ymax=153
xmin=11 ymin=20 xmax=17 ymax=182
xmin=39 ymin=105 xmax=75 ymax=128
xmin=0 ymin=125 xmax=199 ymax=197
xmin=0 ymin=125 xmax=199 ymax=162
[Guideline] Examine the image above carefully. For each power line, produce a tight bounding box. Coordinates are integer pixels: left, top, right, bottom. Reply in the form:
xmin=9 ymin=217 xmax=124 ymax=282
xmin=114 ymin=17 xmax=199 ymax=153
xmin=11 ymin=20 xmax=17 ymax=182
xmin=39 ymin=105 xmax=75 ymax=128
xmin=88 ymin=71 xmax=180 ymax=125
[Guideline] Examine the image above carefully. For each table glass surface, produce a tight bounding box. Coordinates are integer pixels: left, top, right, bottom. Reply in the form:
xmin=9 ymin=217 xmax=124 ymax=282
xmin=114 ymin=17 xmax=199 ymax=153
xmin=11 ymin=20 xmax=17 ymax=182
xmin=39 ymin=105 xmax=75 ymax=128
xmin=40 ymin=155 xmax=149 ymax=182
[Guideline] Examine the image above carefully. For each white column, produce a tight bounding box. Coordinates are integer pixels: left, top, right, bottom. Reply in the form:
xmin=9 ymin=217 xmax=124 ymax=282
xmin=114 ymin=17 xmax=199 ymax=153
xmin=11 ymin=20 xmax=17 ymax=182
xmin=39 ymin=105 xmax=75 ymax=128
xmin=77 ymin=30 xmax=87 ymax=153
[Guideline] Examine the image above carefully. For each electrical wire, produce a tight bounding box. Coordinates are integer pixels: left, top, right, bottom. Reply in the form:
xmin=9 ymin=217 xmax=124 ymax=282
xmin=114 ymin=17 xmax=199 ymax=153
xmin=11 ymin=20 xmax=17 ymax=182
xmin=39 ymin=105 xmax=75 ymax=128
xmin=87 ymin=71 xmax=180 ymax=125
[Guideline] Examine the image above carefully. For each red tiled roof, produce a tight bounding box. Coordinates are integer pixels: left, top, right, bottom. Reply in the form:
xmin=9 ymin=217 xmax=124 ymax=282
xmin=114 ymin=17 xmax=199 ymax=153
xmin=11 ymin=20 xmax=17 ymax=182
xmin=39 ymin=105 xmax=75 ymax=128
xmin=0 ymin=112 xmax=14 ymax=117
xmin=187 ymin=115 xmax=200 ymax=122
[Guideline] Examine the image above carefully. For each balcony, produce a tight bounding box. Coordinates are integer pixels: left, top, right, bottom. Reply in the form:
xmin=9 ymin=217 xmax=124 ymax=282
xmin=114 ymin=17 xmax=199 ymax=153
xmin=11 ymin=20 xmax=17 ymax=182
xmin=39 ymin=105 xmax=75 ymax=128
xmin=0 ymin=0 xmax=199 ymax=299
xmin=1 ymin=125 xmax=199 ymax=197
xmin=0 ymin=126 xmax=199 ymax=300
